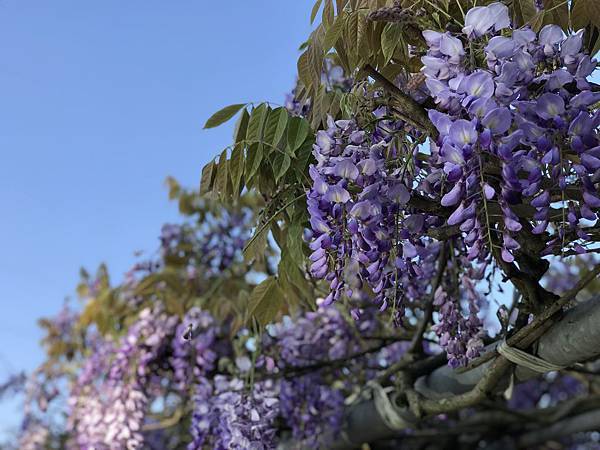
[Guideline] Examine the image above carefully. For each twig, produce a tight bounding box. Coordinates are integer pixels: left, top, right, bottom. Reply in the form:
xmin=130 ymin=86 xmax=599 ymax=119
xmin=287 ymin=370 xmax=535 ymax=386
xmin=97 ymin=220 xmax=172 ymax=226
xmin=408 ymin=243 xmax=448 ymax=353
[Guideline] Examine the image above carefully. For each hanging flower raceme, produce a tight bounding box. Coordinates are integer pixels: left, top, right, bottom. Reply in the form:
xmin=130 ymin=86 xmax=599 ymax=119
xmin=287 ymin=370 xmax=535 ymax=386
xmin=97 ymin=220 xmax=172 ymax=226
xmin=422 ymin=2 xmax=600 ymax=262
xmin=307 ymin=115 xmax=439 ymax=318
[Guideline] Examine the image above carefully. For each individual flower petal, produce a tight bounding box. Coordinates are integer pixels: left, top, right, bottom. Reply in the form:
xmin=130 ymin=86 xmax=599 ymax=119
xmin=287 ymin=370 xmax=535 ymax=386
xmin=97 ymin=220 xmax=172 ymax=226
xmin=486 ymin=36 xmax=517 ymax=59
xmin=458 ymin=71 xmax=495 ymax=101
xmin=315 ymin=130 xmax=334 ymax=154
xmin=501 ymin=248 xmax=514 ymax=263
xmin=428 ymin=110 xmax=453 ymax=135
xmin=440 ymin=33 xmax=465 ymax=63
xmin=561 ymin=29 xmax=584 ymax=65
xmin=388 ymin=183 xmax=410 ymax=205
xmin=583 ymin=191 xmax=600 ymax=208
xmin=449 ymin=119 xmax=478 ymax=147
xmin=504 ymin=216 xmax=522 ymax=232
xmin=324 ymin=184 xmax=350 ymax=203
xmin=482 ymin=107 xmax=512 ymax=134
xmin=333 ymin=159 xmax=359 ymax=180
xmin=350 ymin=201 xmax=379 ymax=220
xmin=441 ymin=181 xmax=463 ymax=207
xmin=463 ymin=3 xmax=509 ymax=38
xmin=581 ymin=153 xmax=600 ymax=171
xmin=447 ymin=202 xmax=466 ymax=226
xmin=530 ymin=190 xmax=550 ymax=208
xmin=539 ymin=24 xmax=564 ymax=53
xmin=536 ymin=93 xmax=565 ymax=120
xmin=483 ymin=183 xmax=495 ymax=200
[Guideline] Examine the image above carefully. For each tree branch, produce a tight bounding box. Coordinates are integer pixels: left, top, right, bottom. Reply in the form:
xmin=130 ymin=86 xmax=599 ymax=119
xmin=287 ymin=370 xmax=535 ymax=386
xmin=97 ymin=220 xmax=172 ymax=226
xmin=364 ymin=64 xmax=439 ymax=140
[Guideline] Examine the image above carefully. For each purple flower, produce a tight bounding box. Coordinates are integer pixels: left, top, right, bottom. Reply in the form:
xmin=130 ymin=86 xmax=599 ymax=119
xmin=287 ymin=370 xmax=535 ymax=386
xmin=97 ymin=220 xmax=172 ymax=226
xmin=482 ymin=107 xmax=512 ymax=134
xmin=462 ymin=2 xmax=510 ymax=38
xmin=333 ymin=159 xmax=359 ymax=180
xmin=449 ymin=119 xmax=478 ymax=147
xmin=483 ymin=183 xmax=495 ymax=200
xmin=536 ymin=93 xmax=565 ymax=120
xmin=531 ymin=190 xmax=550 ymax=208
xmin=441 ymin=181 xmax=463 ymax=206
xmin=324 ymin=184 xmax=351 ymax=203
xmin=458 ymin=71 xmax=495 ymax=104
xmin=440 ymin=33 xmax=465 ymax=63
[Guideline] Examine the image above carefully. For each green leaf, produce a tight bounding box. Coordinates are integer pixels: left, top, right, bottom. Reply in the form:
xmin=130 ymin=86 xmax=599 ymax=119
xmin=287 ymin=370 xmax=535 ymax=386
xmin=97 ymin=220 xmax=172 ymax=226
xmin=199 ymin=161 xmax=215 ymax=195
xmin=246 ymin=103 xmax=269 ymax=141
xmin=273 ymin=153 xmax=292 ymax=183
xmin=286 ymin=223 xmax=305 ymax=264
xmin=571 ymin=0 xmax=589 ymax=29
xmin=243 ymin=223 xmax=269 ymax=264
xmin=298 ymin=50 xmax=315 ymax=90
xmin=263 ymin=107 xmax=289 ymax=147
xmin=245 ymin=142 xmax=264 ymax=183
xmin=286 ymin=117 xmax=310 ymax=154
xmin=310 ymin=0 xmax=323 ymax=24
xmin=165 ymin=176 xmax=181 ymax=200
xmin=247 ymin=277 xmax=283 ymax=327
xmin=293 ymin=135 xmax=314 ymax=179
xmin=134 ymin=270 xmax=182 ymax=297
xmin=324 ymin=13 xmax=346 ymax=50
xmin=203 ymin=103 xmax=247 ymax=129
xmin=229 ymin=143 xmax=244 ymax=199
xmin=233 ymin=108 xmax=250 ymax=143
xmin=322 ymin=0 xmax=334 ymax=26
xmin=215 ymin=149 xmax=229 ymax=199
xmin=381 ymin=23 xmax=401 ymax=64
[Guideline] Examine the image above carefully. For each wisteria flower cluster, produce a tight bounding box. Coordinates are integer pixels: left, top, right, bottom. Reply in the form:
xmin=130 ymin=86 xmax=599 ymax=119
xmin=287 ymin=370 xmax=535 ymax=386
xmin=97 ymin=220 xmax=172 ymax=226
xmin=424 ymin=2 xmax=600 ymax=262
xmin=306 ymin=115 xmax=440 ymax=319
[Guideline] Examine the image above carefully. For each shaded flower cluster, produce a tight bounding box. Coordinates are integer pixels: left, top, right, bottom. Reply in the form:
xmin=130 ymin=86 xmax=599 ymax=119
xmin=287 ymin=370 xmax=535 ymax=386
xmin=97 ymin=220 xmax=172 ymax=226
xmin=306 ymin=115 xmax=438 ymax=319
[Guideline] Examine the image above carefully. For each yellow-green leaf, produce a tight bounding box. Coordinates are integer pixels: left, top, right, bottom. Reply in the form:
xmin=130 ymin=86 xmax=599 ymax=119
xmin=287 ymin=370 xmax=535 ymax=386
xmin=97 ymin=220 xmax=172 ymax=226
xmin=310 ymin=0 xmax=323 ymax=24
xmin=247 ymin=277 xmax=283 ymax=327
xmin=243 ymin=223 xmax=269 ymax=264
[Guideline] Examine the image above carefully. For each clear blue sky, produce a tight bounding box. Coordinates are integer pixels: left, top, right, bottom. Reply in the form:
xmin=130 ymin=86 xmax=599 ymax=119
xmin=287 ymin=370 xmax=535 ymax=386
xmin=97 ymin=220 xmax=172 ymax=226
xmin=0 ymin=0 xmax=313 ymax=435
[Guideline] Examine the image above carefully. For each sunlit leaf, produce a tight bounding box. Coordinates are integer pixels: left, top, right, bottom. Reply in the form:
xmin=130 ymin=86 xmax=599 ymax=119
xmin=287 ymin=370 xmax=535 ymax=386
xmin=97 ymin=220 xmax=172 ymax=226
xmin=203 ymin=103 xmax=247 ymax=129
